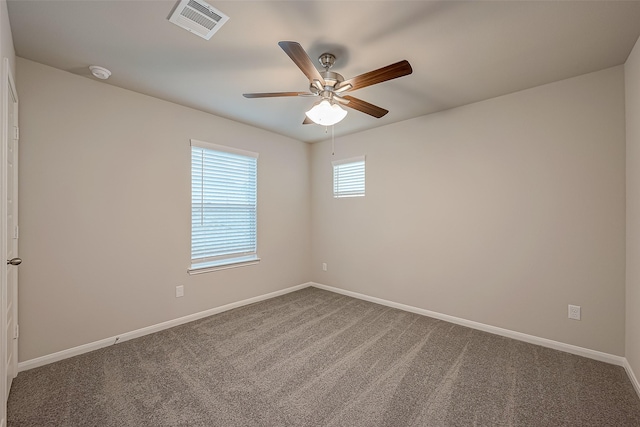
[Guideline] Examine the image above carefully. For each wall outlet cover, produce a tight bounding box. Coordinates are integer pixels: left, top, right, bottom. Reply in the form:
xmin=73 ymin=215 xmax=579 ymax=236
xmin=568 ymin=304 xmax=581 ymax=320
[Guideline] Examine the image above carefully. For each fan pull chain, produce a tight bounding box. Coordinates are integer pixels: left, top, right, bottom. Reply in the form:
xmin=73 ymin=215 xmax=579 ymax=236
xmin=332 ymin=125 xmax=335 ymax=156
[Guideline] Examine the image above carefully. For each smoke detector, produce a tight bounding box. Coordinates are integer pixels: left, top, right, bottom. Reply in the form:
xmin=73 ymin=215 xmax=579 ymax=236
xmin=169 ymin=0 xmax=229 ymax=40
xmin=89 ymin=66 xmax=111 ymax=80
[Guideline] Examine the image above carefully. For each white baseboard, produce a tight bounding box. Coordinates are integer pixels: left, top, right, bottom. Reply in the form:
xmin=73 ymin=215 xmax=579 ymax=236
xmin=310 ymin=282 xmax=626 ymax=367
xmin=18 ymin=282 xmax=312 ymax=372
xmin=18 ymin=281 xmax=632 ymax=381
xmin=625 ymin=359 xmax=640 ymax=399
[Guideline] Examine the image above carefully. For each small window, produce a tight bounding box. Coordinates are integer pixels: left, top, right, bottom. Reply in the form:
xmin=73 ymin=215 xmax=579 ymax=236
xmin=189 ymin=140 xmax=259 ymax=274
xmin=332 ymin=156 xmax=365 ymax=198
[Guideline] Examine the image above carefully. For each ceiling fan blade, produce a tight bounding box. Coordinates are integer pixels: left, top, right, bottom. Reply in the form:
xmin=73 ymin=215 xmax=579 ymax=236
xmin=303 ymin=116 xmax=314 ymax=125
xmin=278 ymin=41 xmax=326 ymax=86
xmin=243 ymin=92 xmax=314 ymax=98
xmin=337 ymin=60 xmax=412 ymax=92
xmin=342 ymin=95 xmax=388 ymax=118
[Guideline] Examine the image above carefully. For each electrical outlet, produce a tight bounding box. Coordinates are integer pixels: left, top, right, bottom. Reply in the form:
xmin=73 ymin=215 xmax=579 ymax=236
xmin=568 ymin=304 xmax=581 ymax=320
xmin=176 ymin=285 xmax=184 ymax=298
xmin=322 ymin=263 xmax=327 ymax=271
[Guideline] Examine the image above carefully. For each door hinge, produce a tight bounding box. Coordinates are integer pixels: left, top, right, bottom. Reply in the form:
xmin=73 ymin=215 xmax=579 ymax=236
xmin=13 ymin=225 xmax=18 ymax=239
xmin=13 ymin=126 xmax=19 ymax=140
xmin=14 ymin=324 xmax=18 ymax=339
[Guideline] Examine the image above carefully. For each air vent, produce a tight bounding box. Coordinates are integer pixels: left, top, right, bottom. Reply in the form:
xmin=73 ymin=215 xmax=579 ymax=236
xmin=169 ymin=0 xmax=229 ymax=40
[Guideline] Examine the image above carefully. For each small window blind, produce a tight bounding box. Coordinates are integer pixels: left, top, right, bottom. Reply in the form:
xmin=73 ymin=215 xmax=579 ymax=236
xmin=191 ymin=140 xmax=258 ymax=269
xmin=332 ymin=156 xmax=365 ymax=198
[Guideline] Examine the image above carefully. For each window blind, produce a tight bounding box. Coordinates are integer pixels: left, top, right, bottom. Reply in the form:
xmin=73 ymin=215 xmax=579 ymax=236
xmin=191 ymin=140 xmax=258 ymax=267
xmin=332 ymin=156 xmax=365 ymax=198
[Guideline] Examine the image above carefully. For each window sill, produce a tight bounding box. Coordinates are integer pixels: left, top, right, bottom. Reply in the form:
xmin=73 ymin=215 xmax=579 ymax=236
xmin=188 ymin=256 xmax=260 ymax=275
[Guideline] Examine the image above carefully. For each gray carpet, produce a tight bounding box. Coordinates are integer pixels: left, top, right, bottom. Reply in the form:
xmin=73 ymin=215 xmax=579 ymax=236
xmin=7 ymin=287 xmax=640 ymax=426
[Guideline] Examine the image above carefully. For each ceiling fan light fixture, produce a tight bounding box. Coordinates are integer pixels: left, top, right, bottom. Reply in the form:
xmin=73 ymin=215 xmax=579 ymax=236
xmin=305 ymin=100 xmax=347 ymax=126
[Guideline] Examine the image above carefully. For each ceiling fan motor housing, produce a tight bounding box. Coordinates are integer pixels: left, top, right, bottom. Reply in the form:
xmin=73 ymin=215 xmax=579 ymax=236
xmin=310 ymin=70 xmax=344 ymax=95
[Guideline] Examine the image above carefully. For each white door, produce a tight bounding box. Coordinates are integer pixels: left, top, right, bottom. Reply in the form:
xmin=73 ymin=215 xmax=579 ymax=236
xmin=1 ymin=58 xmax=18 ymax=427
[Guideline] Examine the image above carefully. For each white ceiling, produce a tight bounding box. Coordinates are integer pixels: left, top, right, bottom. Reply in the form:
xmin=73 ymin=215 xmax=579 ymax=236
xmin=7 ymin=0 xmax=640 ymax=143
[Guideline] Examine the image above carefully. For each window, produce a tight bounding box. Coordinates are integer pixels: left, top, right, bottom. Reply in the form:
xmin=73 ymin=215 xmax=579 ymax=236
xmin=189 ymin=140 xmax=259 ymax=273
xmin=332 ymin=156 xmax=365 ymax=198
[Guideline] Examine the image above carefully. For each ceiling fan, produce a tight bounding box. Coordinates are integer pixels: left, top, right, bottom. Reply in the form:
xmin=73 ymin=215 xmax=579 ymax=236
xmin=243 ymin=41 xmax=413 ymax=126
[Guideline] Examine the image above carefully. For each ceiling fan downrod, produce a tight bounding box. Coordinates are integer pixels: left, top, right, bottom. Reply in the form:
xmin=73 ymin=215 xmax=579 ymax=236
xmin=312 ymin=53 xmax=346 ymax=101
xmin=318 ymin=53 xmax=336 ymax=70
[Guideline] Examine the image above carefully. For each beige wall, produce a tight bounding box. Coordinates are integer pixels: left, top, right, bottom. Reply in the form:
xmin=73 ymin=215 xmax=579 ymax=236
xmin=16 ymin=58 xmax=311 ymax=362
xmin=311 ymin=66 xmax=626 ymax=355
xmin=626 ymin=36 xmax=640 ymax=380
xmin=14 ymin=55 xmax=631 ymax=362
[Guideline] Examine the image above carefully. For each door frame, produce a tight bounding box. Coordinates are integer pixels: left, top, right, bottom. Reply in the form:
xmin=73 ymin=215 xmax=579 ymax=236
xmin=0 ymin=56 xmax=18 ymax=427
